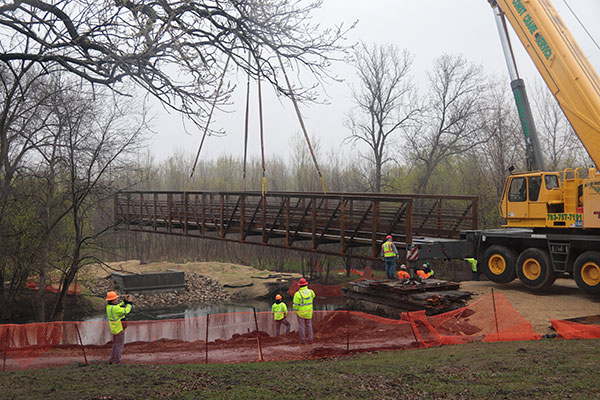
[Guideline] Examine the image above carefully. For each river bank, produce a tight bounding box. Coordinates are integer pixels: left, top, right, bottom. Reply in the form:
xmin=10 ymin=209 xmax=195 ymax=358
xmin=80 ymin=260 xmax=303 ymax=314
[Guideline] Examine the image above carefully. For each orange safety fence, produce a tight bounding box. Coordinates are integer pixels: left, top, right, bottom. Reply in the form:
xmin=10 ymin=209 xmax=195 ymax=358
xmin=402 ymin=291 xmax=541 ymax=346
xmin=286 ymin=268 xmax=373 ymax=298
xmin=331 ymin=266 xmax=374 ymax=279
xmin=0 ymin=292 xmax=550 ymax=372
xmin=550 ymin=319 xmax=600 ymax=340
xmin=286 ymin=281 xmax=343 ymax=297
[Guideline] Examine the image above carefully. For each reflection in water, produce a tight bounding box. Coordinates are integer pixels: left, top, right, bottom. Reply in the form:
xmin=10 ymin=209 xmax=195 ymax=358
xmin=84 ymin=297 xmax=346 ymax=322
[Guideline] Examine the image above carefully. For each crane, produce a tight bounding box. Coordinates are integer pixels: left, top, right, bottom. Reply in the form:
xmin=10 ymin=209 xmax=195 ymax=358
xmin=414 ymin=0 xmax=600 ymax=295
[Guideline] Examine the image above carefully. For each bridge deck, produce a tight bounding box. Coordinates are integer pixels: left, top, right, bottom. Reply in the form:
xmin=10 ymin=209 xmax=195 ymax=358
xmin=114 ymin=191 xmax=478 ymax=261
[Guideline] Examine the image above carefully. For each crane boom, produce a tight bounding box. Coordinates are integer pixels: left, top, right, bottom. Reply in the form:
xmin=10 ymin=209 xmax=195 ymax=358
xmin=492 ymin=0 xmax=600 ymax=168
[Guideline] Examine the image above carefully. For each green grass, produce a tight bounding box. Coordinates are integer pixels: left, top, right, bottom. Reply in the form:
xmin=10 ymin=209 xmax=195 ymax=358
xmin=1 ymin=339 xmax=598 ymax=399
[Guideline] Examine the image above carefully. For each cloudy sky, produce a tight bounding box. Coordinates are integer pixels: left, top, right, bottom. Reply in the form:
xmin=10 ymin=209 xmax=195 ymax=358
xmin=149 ymin=0 xmax=600 ymax=167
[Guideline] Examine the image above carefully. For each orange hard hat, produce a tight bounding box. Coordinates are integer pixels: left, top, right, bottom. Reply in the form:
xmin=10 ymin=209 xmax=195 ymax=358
xmin=386 ymin=235 xmax=392 ymax=240
xmin=275 ymin=294 xmax=282 ymax=300
xmin=105 ymin=291 xmax=118 ymax=301
xmin=299 ymin=278 xmax=308 ymax=286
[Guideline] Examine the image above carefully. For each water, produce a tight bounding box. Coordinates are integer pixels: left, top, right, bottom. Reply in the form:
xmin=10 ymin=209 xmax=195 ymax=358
xmin=83 ymin=297 xmax=346 ymax=322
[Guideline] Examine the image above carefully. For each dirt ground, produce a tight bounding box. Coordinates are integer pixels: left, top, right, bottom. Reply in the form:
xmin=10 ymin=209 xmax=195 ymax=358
xmin=461 ymin=278 xmax=600 ymax=334
xmin=89 ymin=260 xmax=301 ymax=299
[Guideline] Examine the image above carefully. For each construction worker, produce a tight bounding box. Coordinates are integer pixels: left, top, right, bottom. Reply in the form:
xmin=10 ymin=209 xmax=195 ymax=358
xmin=106 ymin=291 xmax=133 ymax=364
xmin=417 ymin=263 xmax=434 ymax=279
xmin=465 ymin=258 xmax=479 ymax=281
xmin=293 ymin=278 xmax=315 ymax=344
xmin=381 ymin=235 xmax=399 ymax=279
xmin=272 ymin=294 xmax=291 ymax=337
xmin=397 ymin=264 xmax=410 ymax=280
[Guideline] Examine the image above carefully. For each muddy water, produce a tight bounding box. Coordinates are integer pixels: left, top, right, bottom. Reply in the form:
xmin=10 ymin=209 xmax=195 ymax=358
xmin=83 ymin=297 xmax=346 ymax=322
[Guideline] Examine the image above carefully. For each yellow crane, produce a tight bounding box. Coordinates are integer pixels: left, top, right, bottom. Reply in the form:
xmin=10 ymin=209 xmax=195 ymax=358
xmin=416 ymin=0 xmax=600 ymax=295
xmin=484 ymin=0 xmax=600 ymax=294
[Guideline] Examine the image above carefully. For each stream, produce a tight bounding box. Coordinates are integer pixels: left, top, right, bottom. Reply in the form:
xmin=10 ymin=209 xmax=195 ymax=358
xmin=82 ymin=297 xmax=347 ymax=322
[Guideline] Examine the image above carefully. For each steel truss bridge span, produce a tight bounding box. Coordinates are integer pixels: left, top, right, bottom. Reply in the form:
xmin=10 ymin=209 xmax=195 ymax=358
xmin=114 ymin=191 xmax=478 ymax=261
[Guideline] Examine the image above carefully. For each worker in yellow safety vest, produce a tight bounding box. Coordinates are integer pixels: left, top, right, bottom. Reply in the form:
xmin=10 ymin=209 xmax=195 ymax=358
xmin=293 ymin=278 xmax=315 ymax=344
xmin=106 ymin=291 xmax=133 ymax=364
xmin=381 ymin=235 xmax=399 ymax=280
xmin=465 ymin=258 xmax=479 ymax=281
xmin=272 ymin=294 xmax=291 ymax=337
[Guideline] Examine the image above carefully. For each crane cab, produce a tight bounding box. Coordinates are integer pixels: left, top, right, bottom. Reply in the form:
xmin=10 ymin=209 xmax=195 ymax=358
xmin=500 ymin=168 xmax=600 ymax=229
xmin=500 ymin=171 xmax=563 ymax=227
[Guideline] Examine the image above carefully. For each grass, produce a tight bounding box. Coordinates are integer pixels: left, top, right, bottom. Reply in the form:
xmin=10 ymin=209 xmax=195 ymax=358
xmin=1 ymin=339 xmax=598 ymax=399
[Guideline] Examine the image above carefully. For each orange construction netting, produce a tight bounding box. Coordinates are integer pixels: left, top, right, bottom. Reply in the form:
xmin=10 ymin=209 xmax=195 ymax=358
xmin=550 ymin=319 xmax=600 ymax=340
xmin=0 ymin=292 xmax=565 ymax=372
xmin=286 ymin=268 xmax=373 ymax=298
xmin=286 ymin=280 xmax=343 ymax=297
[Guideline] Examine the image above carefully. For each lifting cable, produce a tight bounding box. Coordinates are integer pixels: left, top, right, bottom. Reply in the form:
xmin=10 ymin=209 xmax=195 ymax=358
xmin=242 ymin=52 xmax=252 ymax=190
xmin=257 ymin=58 xmax=267 ymax=197
xmin=190 ymin=54 xmax=232 ymax=178
xmin=276 ymin=52 xmax=328 ymax=194
xmin=560 ymin=0 xmax=600 ymax=52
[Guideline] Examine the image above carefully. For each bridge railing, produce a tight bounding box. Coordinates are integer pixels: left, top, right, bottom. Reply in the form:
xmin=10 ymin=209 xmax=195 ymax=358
xmin=114 ymin=191 xmax=478 ymax=261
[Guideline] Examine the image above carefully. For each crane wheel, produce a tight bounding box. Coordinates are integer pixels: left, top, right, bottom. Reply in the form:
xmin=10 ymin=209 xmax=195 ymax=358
xmin=516 ymin=248 xmax=556 ymax=290
xmin=481 ymin=245 xmax=517 ymax=284
xmin=573 ymin=251 xmax=600 ymax=295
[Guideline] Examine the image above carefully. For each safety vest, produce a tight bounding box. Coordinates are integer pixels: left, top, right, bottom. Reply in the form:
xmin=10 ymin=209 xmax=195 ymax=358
xmin=382 ymin=241 xmax=396 ymax=257
xmin=293 ymin=287 xmax=315 ymax=319
xmin=466 ymin=258 xmax=478 ymax=272
xmin=272 ymin=302 xmax=288 ymax=321
xmin=397 ymin=270 xmax=410 ymax=279
xmin=417 ymin=270 xmax=431 ymax=279
xmin=106 ymin=302 xmax=132 ymax=335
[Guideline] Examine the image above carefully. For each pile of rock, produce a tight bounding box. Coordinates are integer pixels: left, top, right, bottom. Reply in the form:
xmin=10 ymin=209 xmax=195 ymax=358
xmin=88 ymin=272 xmax=231 ymax=309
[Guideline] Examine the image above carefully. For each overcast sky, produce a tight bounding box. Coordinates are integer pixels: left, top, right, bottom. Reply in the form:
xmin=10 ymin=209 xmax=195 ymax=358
xmin=148 ymin=0 xmax=600 ymax=167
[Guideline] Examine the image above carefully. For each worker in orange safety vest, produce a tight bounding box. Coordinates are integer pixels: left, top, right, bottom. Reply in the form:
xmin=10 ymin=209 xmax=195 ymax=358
xmin=397 ymin=264 xmax=410 ymax=280
xmin=416 ymin=263 xmax=434 ymax=279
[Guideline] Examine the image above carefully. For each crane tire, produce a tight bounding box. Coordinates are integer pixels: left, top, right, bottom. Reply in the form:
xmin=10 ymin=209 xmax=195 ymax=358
xmin=481 ymin=245 xmax=517 ymax=284
xmin=573 ymin=251 xmax=600 ymax=295
xmin=516 ymin=248 xmax=556 ymax=291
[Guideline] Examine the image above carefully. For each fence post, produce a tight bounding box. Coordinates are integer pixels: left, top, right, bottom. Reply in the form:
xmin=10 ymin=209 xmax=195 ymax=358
xmin=74 ymin=323 xmax=88 ymax=365
xmin=2 ymin=327 xmax=9 ymax=372
xmin=205 ymin=314 xmax=209 ymax=364
xmin=407 ymin=313 xmax=421 ymax=348
xmin=346 ymin=310 xmax=350 ymax=352
xmin=253 ymin=308 xmax=264 ymax=362
xmin=491 ymin=289 xmax=499 ymax=334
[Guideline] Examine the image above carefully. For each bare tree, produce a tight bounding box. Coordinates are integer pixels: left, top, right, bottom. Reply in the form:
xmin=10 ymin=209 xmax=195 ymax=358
xmin=48 ymin=87 xmax=146 ymax=321
xmin=0 ymin=63 xmax=60 ymax=318
xmin=344 ymin=43 xmax=419 ymax=192
xmin=406 ymin=54 xmax=489 ymax=194
xmin=532 ymin=82 xmax=591 ymax=169
xmin=475 ymin=78 xmax=524 ymax=197
xmin=0 ymin=0 xmax=351 ymax=126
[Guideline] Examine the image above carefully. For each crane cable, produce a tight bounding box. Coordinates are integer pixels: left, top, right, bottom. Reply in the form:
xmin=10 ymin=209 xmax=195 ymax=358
xmin=276 ymin=52 xmax=328 ymax=194
xmin=242 ymin=52 xmax=252 ymax=191
xmin=257 ymin=57 xmax=267 ymax=197
xmin=190 ymin=54 xmax=232 ymax=178
xmin=560 ymin=0 xmax=600 ymax=52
